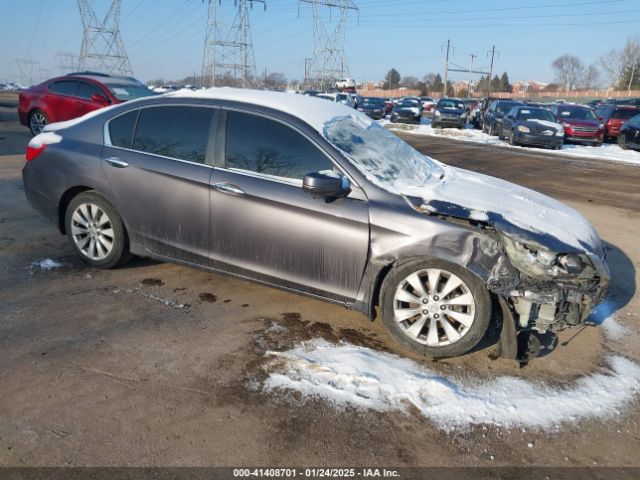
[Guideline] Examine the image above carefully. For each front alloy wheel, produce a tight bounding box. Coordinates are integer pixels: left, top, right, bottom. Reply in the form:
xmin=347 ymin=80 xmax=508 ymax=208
xmin=381 ymin=259 xmax=492 ymax=357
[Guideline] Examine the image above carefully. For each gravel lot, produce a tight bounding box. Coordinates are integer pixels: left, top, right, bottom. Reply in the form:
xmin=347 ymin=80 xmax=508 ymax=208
xmin=0 ymin=99 xmax=639 ymax=468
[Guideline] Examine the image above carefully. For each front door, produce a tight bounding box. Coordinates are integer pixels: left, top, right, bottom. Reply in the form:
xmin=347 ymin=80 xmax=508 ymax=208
xmin=102 ymin=105 xmax=217 ymax=264
xmin=209 ymin=110 xmax=370 ymax=302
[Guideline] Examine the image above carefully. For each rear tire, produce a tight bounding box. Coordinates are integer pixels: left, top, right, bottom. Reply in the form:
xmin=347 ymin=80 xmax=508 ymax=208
xmin=28 ymin=109 xmax=49 ymax=136
xmin=380 ymin=258 xmax=492 ymax=358
xmin=65 ymin=191 xmax=133 ymax=269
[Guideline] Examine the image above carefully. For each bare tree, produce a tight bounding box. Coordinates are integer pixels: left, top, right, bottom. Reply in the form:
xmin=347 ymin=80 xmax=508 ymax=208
xmin=599 ymin=37 xmax=640 ymax=89
xmin=583 ymin=64 xmax=600 ymax=90
xmin=263 ymin=72 xmax=288 ymax=91
xmin=400 ymin=75 xmax=419 ymax=88
xmin=551 ymin=54 xmax=584 ymax=91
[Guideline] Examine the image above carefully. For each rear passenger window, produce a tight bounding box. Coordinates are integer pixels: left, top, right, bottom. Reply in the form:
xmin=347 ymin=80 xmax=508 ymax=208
xmin=108 ymin=110 xmax=138 ymax=148
xmin=225 ymin=111 xmax=333 ymax=181
xmin=132 ymin=106 xmax=214 ymax=164
xmin=48 ymin=80 xmax=78 ymax=96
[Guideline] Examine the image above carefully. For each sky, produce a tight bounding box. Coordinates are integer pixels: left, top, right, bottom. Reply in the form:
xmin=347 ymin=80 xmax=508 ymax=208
xmin=0 ymin=0 xmax=639 ymax=86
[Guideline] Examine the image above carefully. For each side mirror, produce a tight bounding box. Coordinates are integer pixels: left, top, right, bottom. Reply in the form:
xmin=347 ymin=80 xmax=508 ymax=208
xmin=302 ymin=171 xmax=350 ymax=199
xmin=91 ymin=93 xmax=109 ymax=104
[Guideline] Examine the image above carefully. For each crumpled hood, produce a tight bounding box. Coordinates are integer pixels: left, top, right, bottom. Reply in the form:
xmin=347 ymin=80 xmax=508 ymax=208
xmin=407 ymin=165 xmax=602 ymax=255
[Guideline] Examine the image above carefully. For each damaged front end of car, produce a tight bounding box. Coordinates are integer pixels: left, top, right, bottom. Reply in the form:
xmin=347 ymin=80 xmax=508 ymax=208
xmin=415 ymin=198 xmax=610 ymax=364
xmin=494 ymin=231 xmax=609 ymax=362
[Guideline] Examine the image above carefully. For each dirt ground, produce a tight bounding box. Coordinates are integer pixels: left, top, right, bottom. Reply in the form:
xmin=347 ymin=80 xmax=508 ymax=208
xmin=0 ymin=104 xmax=639 ymax=469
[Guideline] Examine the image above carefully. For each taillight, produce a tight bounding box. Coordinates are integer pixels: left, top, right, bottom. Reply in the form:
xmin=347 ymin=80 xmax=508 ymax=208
xmin=26 ymin=131 xmax=62 ymax=162
xmin=26 ymin=144 xmax=47 ymax=161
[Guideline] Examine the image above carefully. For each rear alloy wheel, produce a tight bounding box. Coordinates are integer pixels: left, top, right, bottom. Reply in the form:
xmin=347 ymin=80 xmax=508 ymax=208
xmin=618 ymin=134 xmax=628 ymax=150
xmin=65 ymin=191 xmax=132 ymax=269
xmin=381 ymin=259 xmax=492 ymax=358
xmin=29 ymin=110 xmax=48 ymax=136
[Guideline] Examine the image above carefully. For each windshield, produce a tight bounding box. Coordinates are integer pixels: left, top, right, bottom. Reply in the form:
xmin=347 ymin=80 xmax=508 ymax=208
xmin=517 ymin=109 xmax=556 ymax=122
xmin=106 ymin=84 xmax=155 ymax=101
xmin=438 ymin=100 xmax=463 ymax=110
xmin=496 ymin=102 xmax=520 ymax=113
xmin=323 ymin=116 xmax=442 ymax=191
xmin=362 ymin=97 xmax=384 ymax=106
xmin=557 ymin=107 xmax=596 ymax=120
xmin=336 ymin=94 xmax=348 ymax=102
xmin=397 ymin=100 xmax=419 ymax=108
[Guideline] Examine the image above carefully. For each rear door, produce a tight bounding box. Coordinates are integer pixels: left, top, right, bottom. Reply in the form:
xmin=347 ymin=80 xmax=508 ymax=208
xmin=102 ymin=105 xmax=216 ymax=264
xmin=46 ymin=80 xmax=82 ymax=121
xmin=209 ymin=109 xmax=370 ymax=302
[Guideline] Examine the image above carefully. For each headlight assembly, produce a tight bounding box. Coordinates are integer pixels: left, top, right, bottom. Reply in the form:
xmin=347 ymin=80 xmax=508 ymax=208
xmin=500 ymin=234 xmax=592 ymax=279
xmin=435 ymin=110 xmax=441 ymax=117
xmin=517 ymin=125 xmax=530 ymax=133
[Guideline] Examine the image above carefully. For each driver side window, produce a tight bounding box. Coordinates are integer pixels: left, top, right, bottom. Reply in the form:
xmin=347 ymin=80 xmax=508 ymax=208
xmin=225 ymin=110 xmax=334 ymax=182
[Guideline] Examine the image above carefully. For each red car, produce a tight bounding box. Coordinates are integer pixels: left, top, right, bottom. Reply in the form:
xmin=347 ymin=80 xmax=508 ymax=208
xmin=549 ymin=104 xmax=603 ymax=146
xmin=19 ymin=72 xmax=155 ymax=135
xmin=594 ymin=104 xmax=640 ymax=140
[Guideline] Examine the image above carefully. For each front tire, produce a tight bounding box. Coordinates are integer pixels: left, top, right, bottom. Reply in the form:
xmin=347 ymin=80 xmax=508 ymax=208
xmin=65 ymin=191 xmax=132 ymax=269
xmin=380 ymin=258 xmax=492 ymax=358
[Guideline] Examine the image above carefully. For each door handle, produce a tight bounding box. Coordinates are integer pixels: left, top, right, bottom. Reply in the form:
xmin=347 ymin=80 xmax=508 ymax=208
xmin=212 ymin=183 xmax=244 ymax=196
xmin=105 ymin=157 xmax=130 ymax=168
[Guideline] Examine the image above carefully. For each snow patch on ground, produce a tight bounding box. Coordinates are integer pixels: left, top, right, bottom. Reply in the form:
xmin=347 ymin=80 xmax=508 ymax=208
xmin=31 ymin=258 xmax=64 ymax=270
xmin=264 ymin=339 xmax=640 ymax=430
xmin=382 ymin=118 xmax=640 ymax=166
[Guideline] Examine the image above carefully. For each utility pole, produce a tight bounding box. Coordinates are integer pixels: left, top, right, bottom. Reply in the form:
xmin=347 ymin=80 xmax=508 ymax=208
xmin=468 ymin=53 xmax=476 ymax=96
xmin=443 ymin=39 xmax=451 ymax=97
xmin=486 ymin=45 xmax=496 ymax=96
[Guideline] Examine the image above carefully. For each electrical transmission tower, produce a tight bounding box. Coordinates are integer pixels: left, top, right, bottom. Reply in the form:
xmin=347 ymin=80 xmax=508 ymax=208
xmin=202 ymin=0 xmax=266 ymax=88
xmin=77 ymin=0 xmax=132 ymax=75
xmin=299 ymin=0 xmax=359 ymax=91
xmin=11 ymin=59 xmax=39 ymax=87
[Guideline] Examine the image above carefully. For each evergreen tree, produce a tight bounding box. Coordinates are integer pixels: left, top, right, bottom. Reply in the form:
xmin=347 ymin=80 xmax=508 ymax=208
xmin=384 ymin=68 xmax=401 ymax=89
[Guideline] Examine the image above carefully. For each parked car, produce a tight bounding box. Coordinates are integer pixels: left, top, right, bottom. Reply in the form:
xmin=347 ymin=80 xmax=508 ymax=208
xmin=358 ymin=96 xmax=386 ymax=119
xmin=618 ymin=114 xmax=640 ymax=150
xmin=594 ymin=104 xmax=640 ymax=140
xmin=473 ymin=97 xmax=498 ymax=129
xmin=604 ymin=97 xmax=640 ymax=107
xmin=432 ymin=98 xmax=466 ymax=129
xmin=316 ymin=92 xmax=355 ymax=108
xmin=22 ymin=88 xmax=609 ymax=360
xmin=335 ymin=78 xmax=356 ymax=91
xmin=462 ymin=99 xmax=478 ymax=115
xmin=383 ymin=97 xmax=395 ymax=114
xmin=390 ymin=98 xmax=422 ymax=124
xmin=549 ymin=104 xmax=603 ymax=146
xmin=502 ymin=106 xmax=564 ymax=149
xmin=483 ymin=99 xmax=524 ymax=138
xmin=420 ymin=96 xmax=436 ymax=112
xmin=18 ymin=72 xmax=155 ymax=135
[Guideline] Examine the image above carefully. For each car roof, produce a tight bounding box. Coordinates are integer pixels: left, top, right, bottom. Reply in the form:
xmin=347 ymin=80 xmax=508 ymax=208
xmin=166 ymin=87 xmax=368 ymax=134
xmin=63 ymin=72 xmax=143 ymax=86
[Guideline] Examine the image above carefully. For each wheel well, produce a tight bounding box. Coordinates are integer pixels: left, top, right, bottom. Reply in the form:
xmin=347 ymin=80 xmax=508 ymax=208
xmin=58 ymin=186 xmax=93 ymax=234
